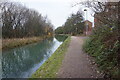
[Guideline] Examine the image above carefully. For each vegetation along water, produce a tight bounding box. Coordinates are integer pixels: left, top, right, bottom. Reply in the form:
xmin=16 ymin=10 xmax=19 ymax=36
xmin=2 ymin=35 xmax=67 ymax=78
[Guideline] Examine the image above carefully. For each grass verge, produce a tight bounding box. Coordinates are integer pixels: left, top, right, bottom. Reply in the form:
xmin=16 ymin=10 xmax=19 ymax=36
xmin=2 ymin=35 xmax=51 ymax=50
xmin=31 ymin=36 xmax=71 ymax=78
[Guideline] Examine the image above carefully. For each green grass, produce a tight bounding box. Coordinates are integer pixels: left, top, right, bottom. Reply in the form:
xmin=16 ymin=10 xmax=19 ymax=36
xmin=31 ymin=36 xmax=71 ymax=78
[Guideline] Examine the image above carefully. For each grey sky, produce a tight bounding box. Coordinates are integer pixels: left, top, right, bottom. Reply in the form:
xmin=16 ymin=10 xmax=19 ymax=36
xmin=12 ymin=0 xmax=95 ymax=29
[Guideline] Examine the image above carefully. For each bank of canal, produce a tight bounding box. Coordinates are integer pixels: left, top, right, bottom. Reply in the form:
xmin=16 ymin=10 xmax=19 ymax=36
xmin=2 ymin=35 xmax=67 ymax=78
xmin=31 ymin=36 xmax=71 ymax=78
xmin=2 ymin=35 xmax=51 ymax=50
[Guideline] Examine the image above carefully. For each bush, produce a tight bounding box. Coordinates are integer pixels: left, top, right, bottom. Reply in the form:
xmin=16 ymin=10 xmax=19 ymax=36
xmin=83 ymin=25 xmax=120 ymax=78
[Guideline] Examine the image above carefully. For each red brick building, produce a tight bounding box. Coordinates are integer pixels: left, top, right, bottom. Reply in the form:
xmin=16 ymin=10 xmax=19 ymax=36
xmin=83 ymin=20 xmax=93 ymax=35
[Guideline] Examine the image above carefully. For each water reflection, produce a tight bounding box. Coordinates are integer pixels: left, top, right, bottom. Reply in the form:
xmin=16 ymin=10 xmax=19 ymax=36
xmin=55 ymin=35 xmax=68 ymax=42
xmin=2 ymin=36 xmax=66 ymax=78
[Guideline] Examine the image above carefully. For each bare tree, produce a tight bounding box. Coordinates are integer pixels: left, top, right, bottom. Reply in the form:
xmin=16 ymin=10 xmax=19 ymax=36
xmin=74 ymin=0 xmax=119 ymax=27
xmin=1 ymin=1 xmax=53 ymax=38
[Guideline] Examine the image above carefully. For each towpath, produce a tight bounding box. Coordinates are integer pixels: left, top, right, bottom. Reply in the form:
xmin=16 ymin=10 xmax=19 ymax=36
xmin=57 ymin=36 xmax=103 ymax=78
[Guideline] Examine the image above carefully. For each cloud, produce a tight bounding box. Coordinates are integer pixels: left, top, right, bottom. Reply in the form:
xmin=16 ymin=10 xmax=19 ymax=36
xmin=13 ymin=0 xmax=89 ymax=4
xmin=13 ymin=0 xmax=70 ymax=3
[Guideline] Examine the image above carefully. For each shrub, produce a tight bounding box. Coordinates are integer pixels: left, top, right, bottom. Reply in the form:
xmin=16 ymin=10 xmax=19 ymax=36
xmin=83 ymin=25 xmax=120 ymax=78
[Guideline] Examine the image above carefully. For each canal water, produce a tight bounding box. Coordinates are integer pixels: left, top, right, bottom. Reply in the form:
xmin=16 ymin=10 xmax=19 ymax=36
xmin=2 ymin=35 xmax=67 ymax=78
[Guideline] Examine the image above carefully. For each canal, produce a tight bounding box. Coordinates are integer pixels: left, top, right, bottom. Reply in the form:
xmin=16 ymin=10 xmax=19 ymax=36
xmin=2 ymin=35 xmax=67 ymax=78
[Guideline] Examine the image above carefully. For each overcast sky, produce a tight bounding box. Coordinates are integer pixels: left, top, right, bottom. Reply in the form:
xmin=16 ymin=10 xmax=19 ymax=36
xmin=12 ymin=0 xmax=95 ymax=29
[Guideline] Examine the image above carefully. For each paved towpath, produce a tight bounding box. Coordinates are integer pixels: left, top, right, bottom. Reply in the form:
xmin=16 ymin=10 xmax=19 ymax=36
xmin=57 ymin=36 xmax=103 ymax=78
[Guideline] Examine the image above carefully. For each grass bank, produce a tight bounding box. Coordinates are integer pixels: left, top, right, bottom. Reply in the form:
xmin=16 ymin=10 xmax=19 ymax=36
xmin=31 ymin=36 xmax=71 ymax=78
xmin=2 ymin=35 xmax=52 ymax=50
